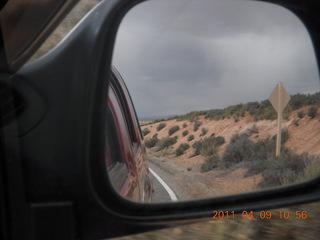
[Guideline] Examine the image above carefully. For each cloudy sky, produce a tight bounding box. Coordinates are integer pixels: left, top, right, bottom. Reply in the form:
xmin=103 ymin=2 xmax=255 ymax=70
xmin=112 ymin=0 xmax=319 ymax=119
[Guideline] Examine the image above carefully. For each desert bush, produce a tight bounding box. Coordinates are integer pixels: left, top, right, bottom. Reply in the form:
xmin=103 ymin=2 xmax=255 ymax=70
xmin=221 ymin=132 xmax=288 ymax=169
xmin=191 ymin=140 xmax=202 ymax=157
xmin=175 ymin=143 xmax=190 ymax=156
xmin=156 ymin=123 xmax=166 ymax=131
xmin=272 ymin=128 xmax=289 ymax=144
xmin=221 ymin=131 xmax=311 ymax=189
xmin=191 ymin=136 xmax=225 ymax=157
xmin=308 ymin=106 xmax=317 ymax=118
xmin=142 ymin=128 xmax=151 ymax=136
xmin=200 ymin=128 xmax=208 ymax=136
xmin=168 ymin=125 xmax=180 ymax=136
xmin=221 ymin=133 xmax=254 ymax=168
xmin=243 ymin=160 xmax=269 ymax=178
xmin=200 ymin=154 xmax=220 ymax=172
xmin=297 ymin=110 xmax=305 ymax=118
xmin=247 ymin=101 xmax=260 ymax=115
xmin=300 ymin=157 xmax=320 ymax=180
xmin=259 ymin=106 xmax=277 ymax=120
xmin=182 ymin=122 xmax=188 ymax=128
xmin=199 ymin=137 xmax=219 ymax=156
xmin=155 ymin=137 xmax=177 ymax=152
xmin=193 ymin=120 xmax=202 ymax=132
xmin=187 ymin=135 xmax=195 ymax=142
xmin=145 ymin=135 xmax=159 ymax=148
xmin=179 ymin=143 xmax=190 ymax=151
xmin=282 ymin=128 xmax=289 ymax=143
xmin=293 ymin=119 xmax=299 ymax=126
xmin=215 ymin=136 xmax=225 ymax=146
xmin=258 ymin=152 xmax=309 ymax=188
xmin=176 ymin=110 xmax=207 ymax=121
xmin=182 ymin=130 xmax=189 ymax=137
xmin=176 ymin=147 xmax=184 ymax=156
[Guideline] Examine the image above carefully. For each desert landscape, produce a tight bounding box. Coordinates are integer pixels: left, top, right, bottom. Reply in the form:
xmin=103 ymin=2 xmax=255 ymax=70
xmin=141 ymin=92 xmax=320 ymax=199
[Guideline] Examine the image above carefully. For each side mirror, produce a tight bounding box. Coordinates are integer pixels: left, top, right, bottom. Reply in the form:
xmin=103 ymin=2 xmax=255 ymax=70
xmin=5 ymin=0 xmax=319 ymax=239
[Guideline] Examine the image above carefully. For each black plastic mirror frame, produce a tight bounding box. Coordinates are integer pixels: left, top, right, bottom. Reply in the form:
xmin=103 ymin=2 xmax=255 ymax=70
xmin=8 ymin=0 xmax=319 ymax=239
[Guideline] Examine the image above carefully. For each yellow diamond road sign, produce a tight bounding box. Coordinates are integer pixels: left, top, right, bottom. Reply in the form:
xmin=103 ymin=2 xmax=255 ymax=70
xmin=268 ymin=82 xmax=291 ymax=113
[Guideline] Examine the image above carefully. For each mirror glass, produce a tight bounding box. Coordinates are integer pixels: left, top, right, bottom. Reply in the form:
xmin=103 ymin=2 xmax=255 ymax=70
xmin=111 ymin=0 xmax=320 ymax=202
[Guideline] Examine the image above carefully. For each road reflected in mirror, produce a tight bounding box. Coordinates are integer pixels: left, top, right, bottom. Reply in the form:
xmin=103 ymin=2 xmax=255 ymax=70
xmin=112 ymin=0 xmax=320 ymax=202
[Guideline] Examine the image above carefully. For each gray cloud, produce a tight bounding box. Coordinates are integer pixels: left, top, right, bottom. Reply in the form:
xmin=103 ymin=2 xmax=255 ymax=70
xmin=113 ymin=0 xmax=319 ymax=119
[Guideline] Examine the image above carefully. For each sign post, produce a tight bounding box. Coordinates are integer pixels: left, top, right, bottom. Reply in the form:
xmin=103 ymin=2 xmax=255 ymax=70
xmin=268 ymin=82 xmax=291 ymax=157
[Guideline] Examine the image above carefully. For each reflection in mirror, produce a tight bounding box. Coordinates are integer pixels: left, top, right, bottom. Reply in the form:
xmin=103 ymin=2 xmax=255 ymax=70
xmin=111 ymin=0 xmax=320 ymax=202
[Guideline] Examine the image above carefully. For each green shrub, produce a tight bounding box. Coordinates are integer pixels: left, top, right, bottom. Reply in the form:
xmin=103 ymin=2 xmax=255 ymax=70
xmin=258 ymin=152 xmax=309 ymax=188
xmin=182 ymin=123 xmax=187 ymax=128
xmin=156 ymin=123 xmax=166 ymax=131
xmin=182 ymin=130 xmax=189 ymax=137
xmin=193 ymin=120 xmax=202 ymax=132
xmin=297 ymin=110 xmax=305 ymax=118
xmin=300 ymin=157 xmax=320 ymax=180
xmin=259 ymin=106 xmax=277 ymax=120
xmin=187 ymin=135 xmax=195 ymax=142
xmin=293 ymin=119 xmax=299 ymax=126
xmin=221 ymin=132 xmax=291 ymax=169
xmin=272 ymin=128 xmax=289 ymax=144
xmin=200 ymin=128 xmax=208 ymax=137
xmin=191 ymin=136 xmax=225 ymax=157
xmin=179 ymin=143 xmax=190 ymax=151
xmin=142 ymin=128 xmax=151 ymax=136
xmin=155 ymin=137 xmax=177 ymax=152
xmin=215 ymin=136 xmax=225 ymax=146
xmin=191 ymin=140 xmax=202 ymax=157
xmin=219 ymin=130 xmax=312 ymax=189
xmin=221 ymin=133 xmax=253 ymax=168
xmin=308 ymin=106 xmax=317 ymax=118
xmin=168 ymin=125 xmax=180 ymax=136
xmin=176 ymin=110 xmax=207 ymax=121
xmin=175 ymin=143 xmax=190 ymax=156
xmin=145 ymin=135 xmax=159 ymax=148
xmin=200 ymin=154 xmax=220 ymax=172
xmin=199 ymin=138 xmax=218 ymax=156
xmin=176 ymin=148 xmax=184 ymax=156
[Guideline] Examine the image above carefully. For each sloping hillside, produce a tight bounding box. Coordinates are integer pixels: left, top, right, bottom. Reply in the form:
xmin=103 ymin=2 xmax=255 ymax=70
xmin=141 ymin=105 xmax=320 ymax=197
xmin=142 ymin=105 xmax=320 ymax=157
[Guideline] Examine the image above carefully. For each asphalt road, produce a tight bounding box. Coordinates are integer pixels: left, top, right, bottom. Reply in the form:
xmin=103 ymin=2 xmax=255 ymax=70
xmin=149 ymin=155 xmax=193 ymax=202
xmin=149 ymin=161 xmax=175 ymax=202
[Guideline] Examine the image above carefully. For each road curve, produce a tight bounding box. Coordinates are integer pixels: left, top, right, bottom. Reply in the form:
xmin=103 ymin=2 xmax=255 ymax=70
xmin=149 ymin=168 xmax=178 ymax=201
xmin=149 ymin=155 xmax=193 ymax=202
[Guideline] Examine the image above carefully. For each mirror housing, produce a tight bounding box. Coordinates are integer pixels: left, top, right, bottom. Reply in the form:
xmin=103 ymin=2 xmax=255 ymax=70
xmin=3 ymin=0 xmax=320 ymax=239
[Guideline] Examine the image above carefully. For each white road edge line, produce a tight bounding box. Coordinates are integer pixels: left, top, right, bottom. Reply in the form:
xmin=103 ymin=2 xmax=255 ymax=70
xmin=149 ymin=168 xmax=178 ymax=201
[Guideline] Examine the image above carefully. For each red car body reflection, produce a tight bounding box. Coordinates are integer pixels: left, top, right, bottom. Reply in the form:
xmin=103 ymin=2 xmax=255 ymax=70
xmin=106 ymin=68 xmax=153 ymax=202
